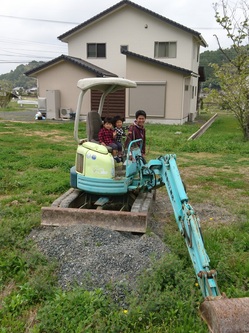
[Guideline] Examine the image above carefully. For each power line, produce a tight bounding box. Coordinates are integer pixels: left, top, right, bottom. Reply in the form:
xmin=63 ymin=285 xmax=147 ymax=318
xmin=0 ymin=14 xmax=224 ymax=30
xmin=0 ymin=53 xmax=61 ymax=58
xmin=191 ymin=27 xmax=223 ymax=30
xmin=1 ymin=49 xmax=65 ymax=56
xmin=0 ymin=14 xmax=79 ymax=25
xmin=0 ymin=37 xmax=67 ymax=48
xmin=0 ymin=60 xmax=51 ymax=63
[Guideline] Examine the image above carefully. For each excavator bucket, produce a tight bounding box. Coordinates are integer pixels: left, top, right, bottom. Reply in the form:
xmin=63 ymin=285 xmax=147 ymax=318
xmin=200 ymin=297 xmax=249 ymax=333
xmin=41 ymin=188 xmax=155 ymax=233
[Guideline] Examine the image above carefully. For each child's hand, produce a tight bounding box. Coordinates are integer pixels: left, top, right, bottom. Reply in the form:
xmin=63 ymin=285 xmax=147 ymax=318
xmin=113 ymin=131 xmax=117 ymax=138
xmin=101 ymin=142 xmax=106 ymax=146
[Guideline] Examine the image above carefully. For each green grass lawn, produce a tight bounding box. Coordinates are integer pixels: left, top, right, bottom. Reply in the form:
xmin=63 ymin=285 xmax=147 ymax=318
xmin=0 ymin=112 xmax=248 ymax=332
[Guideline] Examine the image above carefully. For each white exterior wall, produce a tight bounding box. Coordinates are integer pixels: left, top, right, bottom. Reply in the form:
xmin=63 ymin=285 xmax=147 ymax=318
xmin=31 ymin=4 xmax=204 ymax=124
xmin=36 ymin=62 xmax=94 ymax=116
xmin=34 ymin=59 xmax=198 ymax=124
xmin=191 ymin=40 xmax=200 ymax=74
xmin=189 ymin=76 xmax=199 ymax=118
xmin=66 ymin=6 xmax=200 ymax=77
xmin=125 ymin=57 xmax=186 ymax=124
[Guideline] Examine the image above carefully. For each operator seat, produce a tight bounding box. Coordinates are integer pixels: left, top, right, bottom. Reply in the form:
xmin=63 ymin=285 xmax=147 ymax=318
xmin=86 ymin=111 xmax=102 ymax=142
xmin=86 ymin=111 xmax=113 ymax=154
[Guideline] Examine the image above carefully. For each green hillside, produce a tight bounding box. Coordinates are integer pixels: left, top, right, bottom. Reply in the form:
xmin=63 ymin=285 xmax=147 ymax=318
xmin=200 ymin=47 xmax=240 ymax=89
xmin=0 ymin=61 xmax=45 ymax=90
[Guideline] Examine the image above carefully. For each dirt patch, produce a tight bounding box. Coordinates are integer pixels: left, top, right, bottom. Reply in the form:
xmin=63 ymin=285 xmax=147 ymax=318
xmin=148 ymin=189 xmax=239 ymax=239
xmin=0 ymin=281 xmax=16 ymax=309
xmin=24 ymin=130 xmax=66 ymax=142
xmin=0 ymin=116 xmax=65 ymax=142
xmin=0 ymin=110 xmax=36 ymax=121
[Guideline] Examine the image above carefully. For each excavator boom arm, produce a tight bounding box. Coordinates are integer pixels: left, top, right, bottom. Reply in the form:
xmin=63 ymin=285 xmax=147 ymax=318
xmin=141 ymin=154 xmax=220 ymax=298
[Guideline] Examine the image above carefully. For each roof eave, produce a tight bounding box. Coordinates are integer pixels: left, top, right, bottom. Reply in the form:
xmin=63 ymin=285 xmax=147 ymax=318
xmin=58 ymin=1 xmax=127 ymax=42
xmin=197 ymin=35 xmax=208 ymax=48
xmin=57 ymin=0 xmax=207 ymax=46
xmin=25 ymin=55 xmax=117 ymax=77
xmin=122 ymin=50 xmax=193 ymax=76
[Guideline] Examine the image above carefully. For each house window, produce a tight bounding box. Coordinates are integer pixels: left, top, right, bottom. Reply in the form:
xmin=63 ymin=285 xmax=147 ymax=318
xmin=87 ymin=43 xmax=106 ymax=58
xmin=154 ymin=42 xmax=177 ymax=58
xmin=120 ymin=45 xmax=128 ymax=53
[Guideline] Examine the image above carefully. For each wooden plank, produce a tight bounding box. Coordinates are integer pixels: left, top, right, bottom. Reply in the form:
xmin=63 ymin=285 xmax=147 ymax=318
xmin=188 ymin=113 xmax=218 ymax=141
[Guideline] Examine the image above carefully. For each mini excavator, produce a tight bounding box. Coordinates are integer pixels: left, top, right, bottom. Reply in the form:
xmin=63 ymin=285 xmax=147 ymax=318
xmin=50 ymin=78 xmax=249 ymax=332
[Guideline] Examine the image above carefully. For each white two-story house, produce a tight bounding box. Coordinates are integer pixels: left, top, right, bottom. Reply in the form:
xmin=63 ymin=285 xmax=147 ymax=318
xmin=26 ymin=0 xmax=207 ymax=123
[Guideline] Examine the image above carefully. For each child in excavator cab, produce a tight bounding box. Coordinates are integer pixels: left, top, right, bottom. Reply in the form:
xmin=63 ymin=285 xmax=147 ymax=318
xmin=98 ymin=117 xmax=122 ymax=163
xmin=113 ymin=115 xmax=127 ymax=162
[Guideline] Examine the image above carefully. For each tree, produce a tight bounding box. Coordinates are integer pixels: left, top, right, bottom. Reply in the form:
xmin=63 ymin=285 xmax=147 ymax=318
xmin=0 ymin=80 xmax=14 ymax=108
xmin=200 ymin=47 xmax=238 ymax=89
xmin=208 ymin=0 xmax=249 ymax=140
xmin=0 ymin=61 xmax=44 ymax=90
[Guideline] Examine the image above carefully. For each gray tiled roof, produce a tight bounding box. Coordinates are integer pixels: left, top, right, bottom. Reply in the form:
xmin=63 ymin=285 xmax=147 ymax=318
xmin=58 ymin=0 xmax=207 ymax=47
xmin=25 ymin=55 xmax=117 ymax=77
xmin=122 ymin=50 xmax=194 ymax=75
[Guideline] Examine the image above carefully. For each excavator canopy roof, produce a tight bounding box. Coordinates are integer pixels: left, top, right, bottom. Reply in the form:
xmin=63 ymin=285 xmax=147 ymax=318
xmin=77 ymin=77 xmax=137 ymax=93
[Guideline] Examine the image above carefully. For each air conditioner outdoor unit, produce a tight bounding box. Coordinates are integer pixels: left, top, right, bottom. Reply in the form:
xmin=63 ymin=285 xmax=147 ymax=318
xmin=60 ymin=108 xmax=72 ymax=119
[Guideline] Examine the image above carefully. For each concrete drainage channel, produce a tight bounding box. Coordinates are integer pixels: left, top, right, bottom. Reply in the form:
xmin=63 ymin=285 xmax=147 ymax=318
xmin=41 ymin=188 xmax=156 ymax=233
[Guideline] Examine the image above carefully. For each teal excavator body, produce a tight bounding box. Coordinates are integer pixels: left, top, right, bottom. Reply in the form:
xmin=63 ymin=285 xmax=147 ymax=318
xmin=68 ymin=77 xmax=249 ymax=332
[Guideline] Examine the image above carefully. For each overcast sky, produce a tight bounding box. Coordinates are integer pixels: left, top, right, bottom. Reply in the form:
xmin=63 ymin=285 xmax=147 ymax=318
xmin=0 ymin=0 xmax=233 ymax=75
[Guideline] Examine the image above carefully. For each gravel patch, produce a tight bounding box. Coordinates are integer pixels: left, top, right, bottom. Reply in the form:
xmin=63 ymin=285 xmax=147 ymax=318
xmin=29 ymin=224 xmax=169 ymax=304
xmin=27 ymin=173 xmax=240 ymax=310
xmin=28 ymin=190 xmax=238 ymax=305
